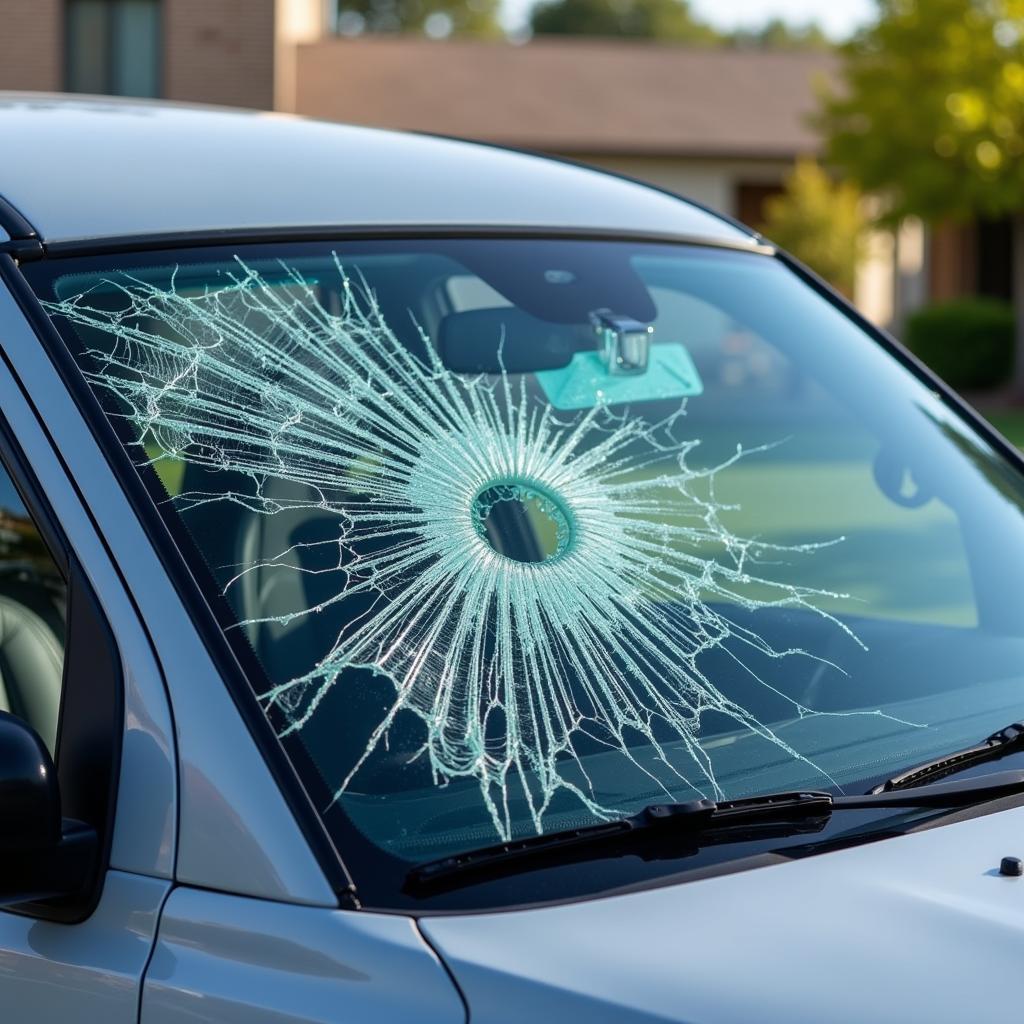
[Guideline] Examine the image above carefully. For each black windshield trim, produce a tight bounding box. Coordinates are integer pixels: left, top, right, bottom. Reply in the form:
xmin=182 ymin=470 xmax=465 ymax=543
xmin=39 ymin=224 xmax=775 ymax=260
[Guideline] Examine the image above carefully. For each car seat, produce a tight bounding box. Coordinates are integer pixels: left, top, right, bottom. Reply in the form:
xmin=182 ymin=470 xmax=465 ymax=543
xmin=0 ymin=575 xmax=66 ymax=755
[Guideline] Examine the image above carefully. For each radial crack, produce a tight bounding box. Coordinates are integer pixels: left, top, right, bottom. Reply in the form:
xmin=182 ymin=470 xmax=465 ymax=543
xmin=50 ymin=257 xmax=873 ymax=841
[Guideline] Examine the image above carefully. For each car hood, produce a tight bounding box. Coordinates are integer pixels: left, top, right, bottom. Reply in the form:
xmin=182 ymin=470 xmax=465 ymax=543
xmin=420 ymin=802 xmax=1024 ymax=1024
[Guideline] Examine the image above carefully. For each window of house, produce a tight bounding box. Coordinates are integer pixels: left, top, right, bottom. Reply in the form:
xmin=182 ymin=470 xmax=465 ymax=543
xmin=65 ymin=0 xmax=162 ymax=98
xmin=735 ymin=182 xmax=785 ymax=231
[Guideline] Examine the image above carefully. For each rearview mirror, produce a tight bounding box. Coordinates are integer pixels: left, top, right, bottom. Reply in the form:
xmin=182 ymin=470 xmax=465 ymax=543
xmin=0 ymin=710 xmax=96 ymax=907
xmin=438 ymin=308 xmax=589 ymax=374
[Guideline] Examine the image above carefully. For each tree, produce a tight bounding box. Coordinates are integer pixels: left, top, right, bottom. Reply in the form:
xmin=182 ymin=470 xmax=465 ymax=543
xmin=530 ymin=0 xmax=721 ymax=43
xmin=759 ymin=160 xmax=866 ymax=296
xmin=731 ymin=18 xmax=831 ymax=51
xmin=335 ymin=0 xmax=501 ymax=38
xmin=819 ymin=0 xmax=1024 ymax=396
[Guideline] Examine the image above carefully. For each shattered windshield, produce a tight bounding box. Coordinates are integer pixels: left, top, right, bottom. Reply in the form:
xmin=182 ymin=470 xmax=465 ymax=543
xmin=33 ymin=239 xmax=1024 ymax=907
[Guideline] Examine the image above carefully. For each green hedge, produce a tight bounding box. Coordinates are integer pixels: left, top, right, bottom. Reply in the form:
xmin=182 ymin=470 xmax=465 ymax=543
xmin=904 ymin=298 xmax=1014 ymax=391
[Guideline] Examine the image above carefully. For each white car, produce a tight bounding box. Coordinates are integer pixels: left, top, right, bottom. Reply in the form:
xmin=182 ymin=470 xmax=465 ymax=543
xmin=0 ymin=94 xmax=1023 ymax=1024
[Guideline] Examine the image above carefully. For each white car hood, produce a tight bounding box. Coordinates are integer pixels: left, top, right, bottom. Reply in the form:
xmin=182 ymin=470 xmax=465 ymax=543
xmin=421 ymin=803 xmax=1024 ymax=1023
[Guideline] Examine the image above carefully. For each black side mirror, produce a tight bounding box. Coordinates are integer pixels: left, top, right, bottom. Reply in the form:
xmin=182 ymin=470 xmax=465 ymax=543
xmin=0 ymin=710 xmax=96 ymax=907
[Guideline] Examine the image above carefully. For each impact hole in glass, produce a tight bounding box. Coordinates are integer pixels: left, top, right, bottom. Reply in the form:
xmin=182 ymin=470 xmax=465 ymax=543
xmin=471 ymin=481 xmax=575 ymax=565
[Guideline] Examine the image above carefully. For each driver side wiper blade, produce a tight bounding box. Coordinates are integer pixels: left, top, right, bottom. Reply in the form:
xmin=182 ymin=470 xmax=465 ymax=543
xmin=405 ymin=791 xmax=830 ymax=895
xmin=870 ymin=721 xmax=1024 ymax=793
xmin=405 ymin=769 xmax=1024 ymax=894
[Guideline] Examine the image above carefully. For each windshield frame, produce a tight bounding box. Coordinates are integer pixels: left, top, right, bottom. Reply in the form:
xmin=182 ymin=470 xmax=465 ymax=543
xmin=16 ymin=225 xmax=1024 ymax=913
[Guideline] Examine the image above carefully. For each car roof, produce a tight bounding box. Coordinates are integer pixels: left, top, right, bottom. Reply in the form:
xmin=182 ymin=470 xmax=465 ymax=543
xmin=0 ymin=94 xmax=755 ymax=247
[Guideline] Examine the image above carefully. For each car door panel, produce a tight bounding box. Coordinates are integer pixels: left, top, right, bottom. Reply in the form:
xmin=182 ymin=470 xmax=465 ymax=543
xmin=0 ymin=871 xmax=170 ymax=1022
xmin=111 ymin=660 xmax=177 ymax=879
xmin=141 ymin=887 xmax=466 ymax=1024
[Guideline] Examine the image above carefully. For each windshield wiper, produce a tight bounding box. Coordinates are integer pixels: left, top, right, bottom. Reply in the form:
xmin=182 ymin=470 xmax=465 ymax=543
xmin=406 ymin=769 xmax=1024 ymax=894
xmin=870 ymin=721 xmax=1024 ymax=794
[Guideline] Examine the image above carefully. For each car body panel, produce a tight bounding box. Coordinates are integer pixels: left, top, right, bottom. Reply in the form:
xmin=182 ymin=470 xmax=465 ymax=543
xmin=141 ymin=886 xmax=465 ymax=1024
xmin=111 ymin=661 xmax=177 ymax=878
xmin=0 ymin=871 xmax=170 ymax=1023
xmin=0 ymin=275 xmax=336 ymax=908
xmin=421 ymin=802 xmax=1024 ymax=1024
xmin=0 ymin=94 xmax=751 ymax=246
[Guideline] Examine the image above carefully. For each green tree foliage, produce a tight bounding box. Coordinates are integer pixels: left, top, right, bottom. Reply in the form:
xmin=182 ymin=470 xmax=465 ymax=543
xmin=821 ymin=0 xmax=1024 ymax=222
xmin=530 ymin=0 xmax=721 ymax=42
xmin=759 ymin=159 xmax=866 ymax=296
xmin=820 ymin=0 xmax=1024 ymax=396
xmin=335 ymin=0 xmax=501 ymax=38
xmin=732 ymin=18 xmax=831 ymax=51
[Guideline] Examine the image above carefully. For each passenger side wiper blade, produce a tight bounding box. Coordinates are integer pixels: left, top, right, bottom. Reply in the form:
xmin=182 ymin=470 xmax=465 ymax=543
xmin=406 ymin=770 xmax=1024 ymax=894
xmin=870 ymin=721 xmax=1024 ymax=793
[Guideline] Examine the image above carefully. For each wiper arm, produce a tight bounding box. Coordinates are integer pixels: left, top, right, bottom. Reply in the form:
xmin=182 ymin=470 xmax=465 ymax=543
xmin=406 ymin=770 xmax=1024 ymax=894
xmin=406 ymin=791 xmax=830 ymax=894
xmin=870 ymin=721 xmax=1024 ymax=793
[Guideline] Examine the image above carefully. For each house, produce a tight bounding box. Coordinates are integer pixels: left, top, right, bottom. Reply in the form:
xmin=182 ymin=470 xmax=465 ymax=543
xmin=0 ymin=0 xmax=930 ymax=329
xmin=292 ymin=36 xmax=831 ymax=223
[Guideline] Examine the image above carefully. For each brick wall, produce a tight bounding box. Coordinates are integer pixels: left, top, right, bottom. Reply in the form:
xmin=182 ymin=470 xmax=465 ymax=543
xmin=163 ymin=0 xmax=277 ymax=110
xmin=0 ymin=1 xmax=278 ymax=107
xmin=0 ymin=0 xmax=63 ymax=92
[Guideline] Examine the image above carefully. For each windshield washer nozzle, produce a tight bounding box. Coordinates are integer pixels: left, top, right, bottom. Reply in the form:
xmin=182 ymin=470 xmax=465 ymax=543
xmin=999 ymin=856 xmax=1023 ymax=877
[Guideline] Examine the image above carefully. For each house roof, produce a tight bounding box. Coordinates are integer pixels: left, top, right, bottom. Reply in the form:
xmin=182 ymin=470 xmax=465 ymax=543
xmin=294 ymin=38 xmax=835 ymax=159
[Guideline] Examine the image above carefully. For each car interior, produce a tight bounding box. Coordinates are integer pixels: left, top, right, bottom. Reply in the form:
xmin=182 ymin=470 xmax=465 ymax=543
xmin=0 ymin=484 xmax=67 ymax=756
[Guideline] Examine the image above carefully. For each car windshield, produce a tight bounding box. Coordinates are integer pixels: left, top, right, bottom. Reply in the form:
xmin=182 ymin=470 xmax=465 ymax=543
xmin=30 ymin=238 xmax=1024 ymax=906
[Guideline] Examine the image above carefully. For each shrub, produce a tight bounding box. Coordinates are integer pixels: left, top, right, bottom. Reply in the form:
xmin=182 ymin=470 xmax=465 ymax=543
xmin=759 ymin=159 xmax=865 ymax=297
xmin=904 ymin=298 xmax=1014 ymax=391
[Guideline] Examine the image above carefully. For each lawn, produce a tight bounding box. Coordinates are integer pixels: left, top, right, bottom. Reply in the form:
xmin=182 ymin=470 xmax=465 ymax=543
xmin=982 ymin=408 xmax=1024 ymax=449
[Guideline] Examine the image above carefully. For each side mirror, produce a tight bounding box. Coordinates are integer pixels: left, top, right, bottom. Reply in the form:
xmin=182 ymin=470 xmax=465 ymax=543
xmin=0 ymin=710 xmax=96 ymax=907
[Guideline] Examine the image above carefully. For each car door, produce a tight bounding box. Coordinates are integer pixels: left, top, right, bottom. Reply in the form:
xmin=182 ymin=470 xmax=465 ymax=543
xmin=0 ymin=266 xmax=178 ymax=1022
